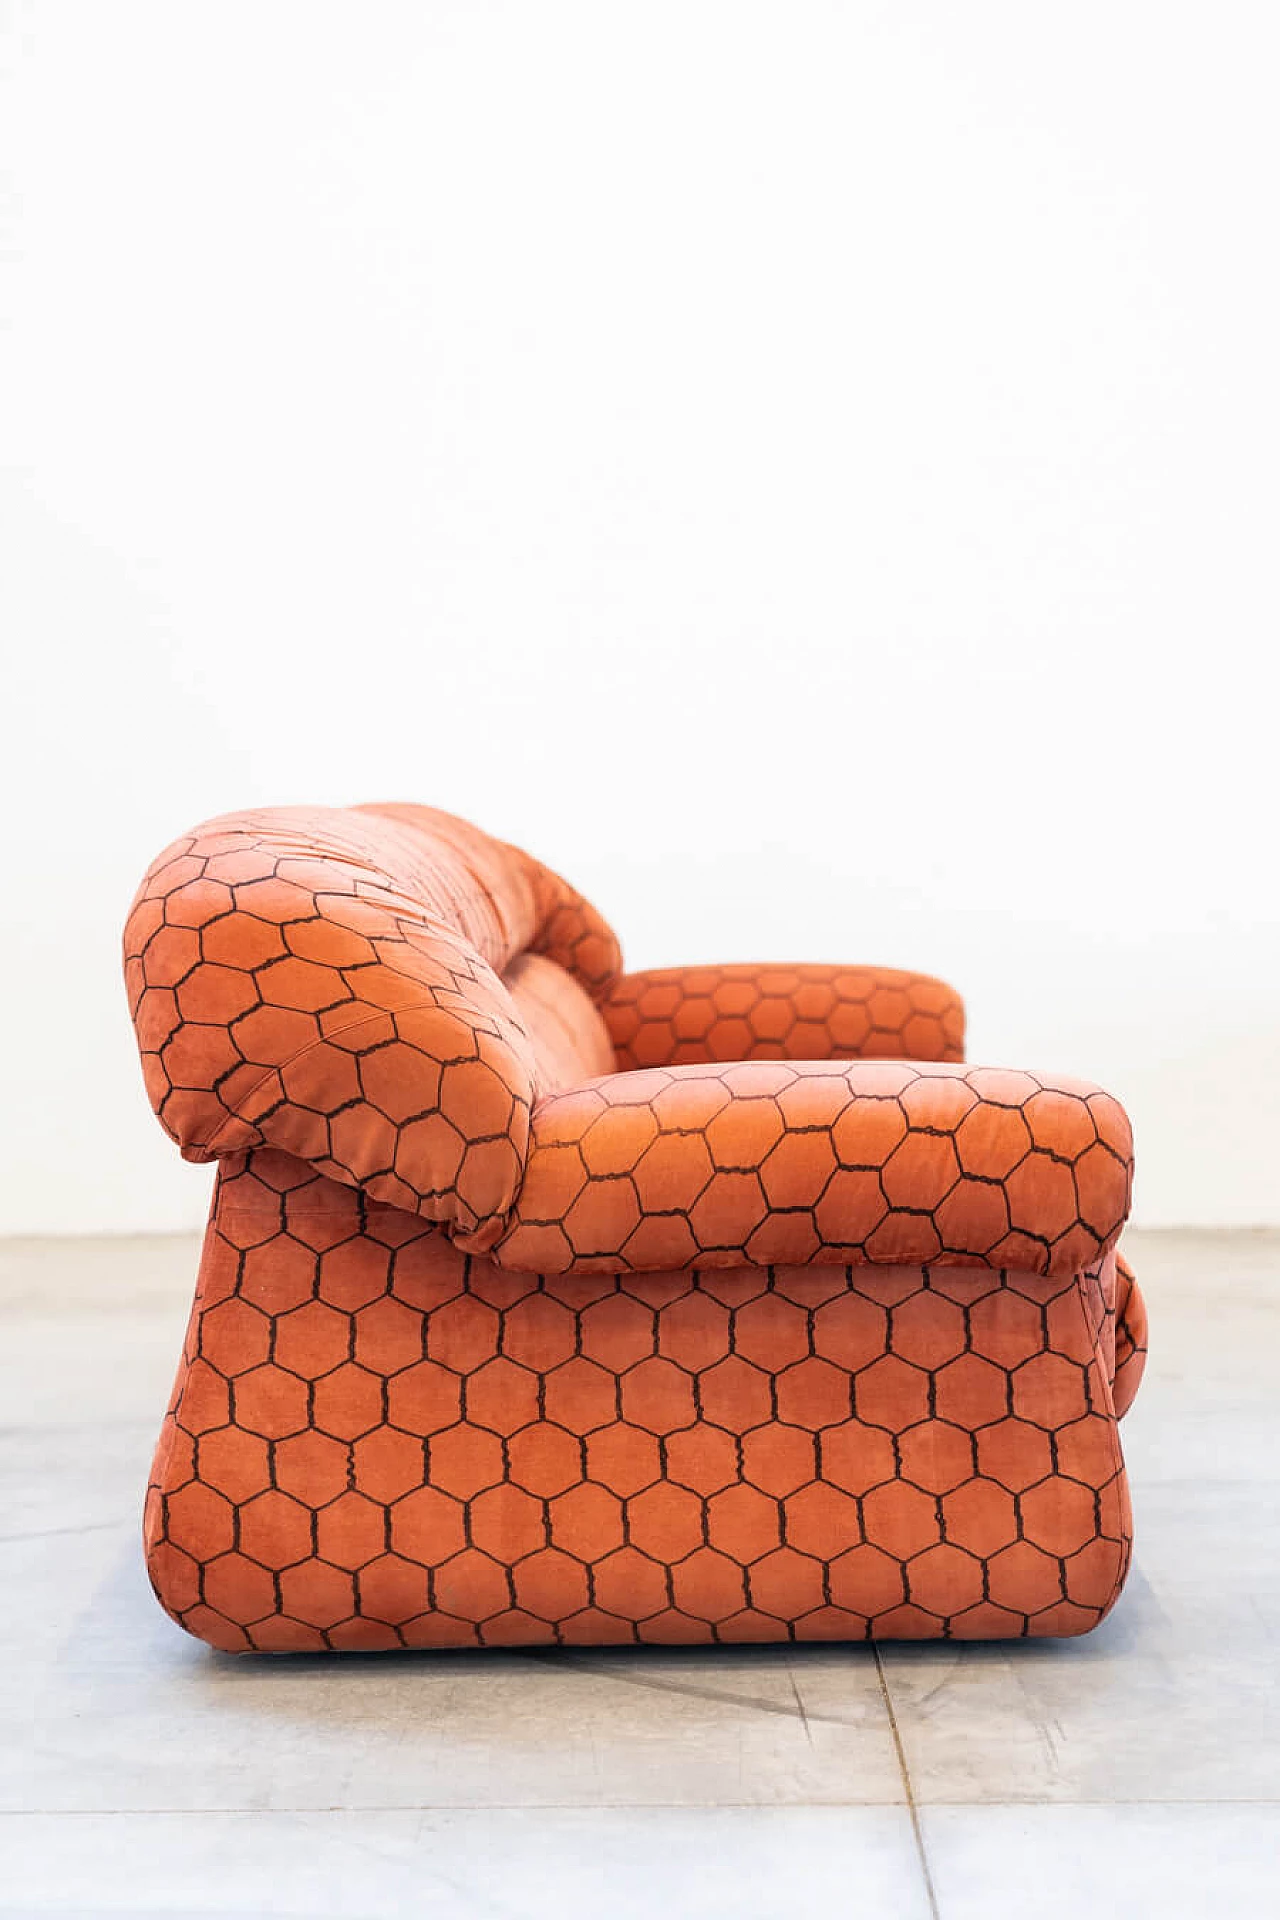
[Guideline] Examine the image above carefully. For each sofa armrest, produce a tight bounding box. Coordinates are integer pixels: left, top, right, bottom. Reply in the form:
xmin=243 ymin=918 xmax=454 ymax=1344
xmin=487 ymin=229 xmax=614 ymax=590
xmin=1113 ymin=1252 xmax=1148 ymax=1418
xmin=493 ymin=1058 xmax=1132 ymax=1277
xmin=604 ymin=964 xmax=964 ymax=1069
xmin=123 ymin=818 xmax=538 ymax=1241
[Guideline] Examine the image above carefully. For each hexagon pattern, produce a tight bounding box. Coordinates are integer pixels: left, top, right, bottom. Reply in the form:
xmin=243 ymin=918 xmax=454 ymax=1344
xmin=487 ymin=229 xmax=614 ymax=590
xmin=606 ymin=963 xmax=965 ymax=1069
xmin=143 ymin=1150 xmax=1141 ymax=1653
xmin=125 ymin=805 xmax=1132 ymax=1283
xmin=123 ymin=804 xmax=620 ymax=1242
xmin=495 ymin=1058 xmax=1133 ymax=1280
xmin=127 ymin=802 xmax=1146 ymax=1654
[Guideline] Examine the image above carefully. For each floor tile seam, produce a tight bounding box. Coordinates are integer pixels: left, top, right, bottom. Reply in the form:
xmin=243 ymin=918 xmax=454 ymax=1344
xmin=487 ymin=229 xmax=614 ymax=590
xmin=905 ymin=1796 xmax=1280 ymax=1811
xmin=873 ymin=1645 xmax=942 ymax=1920
xmin=0 ymin=1799 xmax=919 ymax=1815
xmin=4 ymin=1799 xmax=1278 ymax=1816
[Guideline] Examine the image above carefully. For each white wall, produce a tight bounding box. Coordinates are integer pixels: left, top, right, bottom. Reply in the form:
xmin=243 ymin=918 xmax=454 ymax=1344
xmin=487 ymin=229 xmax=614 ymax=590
xmin=3 ymin=0 xmax=1277 ymax=1234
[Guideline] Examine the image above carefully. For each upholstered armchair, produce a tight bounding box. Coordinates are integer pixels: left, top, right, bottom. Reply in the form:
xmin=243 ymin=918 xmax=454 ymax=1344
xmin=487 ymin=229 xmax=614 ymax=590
xmin=124 ymin=803 xmax=1147 ymax=1653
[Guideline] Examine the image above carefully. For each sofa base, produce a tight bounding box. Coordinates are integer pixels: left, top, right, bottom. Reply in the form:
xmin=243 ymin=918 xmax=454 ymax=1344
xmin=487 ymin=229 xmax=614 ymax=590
xmin=145 ymin=1151 xmax=1143 ymax=1652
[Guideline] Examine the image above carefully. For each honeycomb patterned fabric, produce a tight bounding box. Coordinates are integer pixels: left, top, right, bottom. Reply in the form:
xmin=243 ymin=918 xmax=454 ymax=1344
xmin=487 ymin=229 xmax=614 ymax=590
xmin=606 ymin=963 xmax=965 ymax=1069
xmin=124 ymin=804 xmax=620 ymax=1246
xmin=492 ymin=1059 xmax=1132 ymax=1279
xmin=126 ymin=803 xmax=1148 ymax=1652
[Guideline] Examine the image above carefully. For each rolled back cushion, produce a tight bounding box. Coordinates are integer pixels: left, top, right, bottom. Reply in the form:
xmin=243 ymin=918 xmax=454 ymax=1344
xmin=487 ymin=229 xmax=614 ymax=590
xmin=123 ymin=803 xmax=620 ymax=1243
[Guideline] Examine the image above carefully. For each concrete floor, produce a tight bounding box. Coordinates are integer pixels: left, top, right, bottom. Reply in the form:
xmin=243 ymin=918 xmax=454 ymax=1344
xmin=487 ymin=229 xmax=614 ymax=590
xmin=1 ymin=1229 xmax=1277 ymax=1919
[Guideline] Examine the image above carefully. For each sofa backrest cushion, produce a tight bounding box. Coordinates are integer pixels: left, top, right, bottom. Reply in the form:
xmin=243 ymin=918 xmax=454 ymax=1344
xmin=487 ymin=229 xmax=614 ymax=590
xmin=123 ymin=803 xmax=621 ymax=1243
xmin=502 ymin=952 xmax=616 ymax=1091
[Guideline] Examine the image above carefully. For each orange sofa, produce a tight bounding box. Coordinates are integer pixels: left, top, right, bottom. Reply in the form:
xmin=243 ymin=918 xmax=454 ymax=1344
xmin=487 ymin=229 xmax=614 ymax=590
xmin=124 ymin=804 xmax=1147 ymax=1652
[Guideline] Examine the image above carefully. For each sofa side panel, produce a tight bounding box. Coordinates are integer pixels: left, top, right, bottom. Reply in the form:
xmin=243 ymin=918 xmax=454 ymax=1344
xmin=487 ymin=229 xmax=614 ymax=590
xmin=144 ymin=1154 xmax=1134 ymax=1651
xmin=143 ymin=1180 xmax=250 ymax=1651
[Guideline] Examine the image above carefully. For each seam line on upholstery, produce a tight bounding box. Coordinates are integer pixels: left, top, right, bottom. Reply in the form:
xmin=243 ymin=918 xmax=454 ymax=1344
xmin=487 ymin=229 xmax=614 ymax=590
xmin=1071 ymin=1267 xmax=1133 ymax=1618
xmin=873 ymin=1646 xmax=941 ymax=1920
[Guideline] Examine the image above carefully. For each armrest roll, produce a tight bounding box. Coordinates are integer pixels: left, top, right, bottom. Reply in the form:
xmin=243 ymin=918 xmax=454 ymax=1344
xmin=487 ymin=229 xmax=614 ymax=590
xmin=604 ymin=963 xmax=964 ymax=1069
xmin=494 ymin=1058 xmax=1131 ymax=1278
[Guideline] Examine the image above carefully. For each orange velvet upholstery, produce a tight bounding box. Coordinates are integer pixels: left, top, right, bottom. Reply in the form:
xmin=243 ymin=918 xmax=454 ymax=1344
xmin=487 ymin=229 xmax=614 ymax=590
xmin=492 ymin=1059 xmax=1131 ymax=1277
xmin=605 ymin=963 xmax=965 ymax=1069
xmin=125 ymin=803 xmax=1147 ymax=1653
xmin=125 ymin=803 xmax=619 ymax=1244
